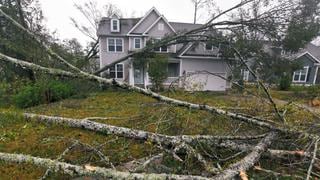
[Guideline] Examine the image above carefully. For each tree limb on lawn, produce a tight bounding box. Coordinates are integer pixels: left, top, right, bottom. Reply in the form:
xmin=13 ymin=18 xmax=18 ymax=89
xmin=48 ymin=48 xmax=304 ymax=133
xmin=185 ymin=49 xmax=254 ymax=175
xmin=212 ymin=132 xmax=277 ymax=179
xmin=306 ymin=138 xmax=319 ymax=180
xmin=0 ymin=152 xmax=210 ymax=180
xmin=1 ymin=53 xmax=318 ymax=139
xmin=40 ymin=141 xmax=79 ymax=180
xmin=21 ymin=113 xmax=316 ymax=161
xmin=21 ymin=113 xmax=263 ymax=148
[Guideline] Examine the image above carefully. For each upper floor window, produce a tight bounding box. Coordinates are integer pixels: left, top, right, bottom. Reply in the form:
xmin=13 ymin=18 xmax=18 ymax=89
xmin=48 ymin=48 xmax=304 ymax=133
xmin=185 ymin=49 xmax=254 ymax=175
xmin=205 ymin=43 xmax=215 ymax=51
xmin=134 ymin=38 xmax=142 ymax=49
xmin=158 ymin=23 xmax=164 ymax=31
xmin=153 ymin=39 xmax=168 ymax=53
xmin=108 ymin=38 xmax=123 ymax=52
xmin=241 ymin=69 xmax=250 ymax=81
xmin=293 ymin=66 xmax=309 ymax=83
xmin=111 ymin=19 xmax=120 ymax=32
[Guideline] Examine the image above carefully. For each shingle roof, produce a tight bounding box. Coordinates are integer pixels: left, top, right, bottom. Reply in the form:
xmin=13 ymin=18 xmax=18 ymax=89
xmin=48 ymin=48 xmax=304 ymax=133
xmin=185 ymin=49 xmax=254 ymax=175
xmin=169 ymin=22 xmax=203 ymax=32
xmin=97 ymin=17 xmax=203 ymax=36
xmin=97 ymin=18 xmax=141 ymax=36
xmin=299 ymin=43 xmax=320 ymax=62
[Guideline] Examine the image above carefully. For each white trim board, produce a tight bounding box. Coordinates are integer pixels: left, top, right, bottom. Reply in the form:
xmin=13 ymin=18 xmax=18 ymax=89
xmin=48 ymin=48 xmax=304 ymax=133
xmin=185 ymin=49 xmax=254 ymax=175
xmin=296 ymin=51 xmax=320 ymax=63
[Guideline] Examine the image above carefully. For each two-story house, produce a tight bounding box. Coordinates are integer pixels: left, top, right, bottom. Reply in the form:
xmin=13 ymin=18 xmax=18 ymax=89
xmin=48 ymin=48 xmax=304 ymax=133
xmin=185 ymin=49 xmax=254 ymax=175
xmin=97 ymin=7 xmax=231 ymax=91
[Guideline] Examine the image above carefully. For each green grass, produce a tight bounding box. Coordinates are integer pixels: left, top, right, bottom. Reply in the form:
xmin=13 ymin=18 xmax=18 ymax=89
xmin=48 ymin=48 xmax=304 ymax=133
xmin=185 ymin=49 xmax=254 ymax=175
xmin=0 ymin=89 xmax=316 ymax=179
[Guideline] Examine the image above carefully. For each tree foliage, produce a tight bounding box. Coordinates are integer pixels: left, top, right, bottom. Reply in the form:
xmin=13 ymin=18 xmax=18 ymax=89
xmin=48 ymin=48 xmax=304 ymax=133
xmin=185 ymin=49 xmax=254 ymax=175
xmin=147 ymin=54 xmax=168 ymax=91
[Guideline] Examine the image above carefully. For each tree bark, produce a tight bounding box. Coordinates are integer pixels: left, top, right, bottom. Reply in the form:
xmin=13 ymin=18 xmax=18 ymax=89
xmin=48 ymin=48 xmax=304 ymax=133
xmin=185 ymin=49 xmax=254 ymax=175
xmin=0 ymin=152 xmax=210 ymax=180
xmin=212 ymin=132 xmax=277 ymax=179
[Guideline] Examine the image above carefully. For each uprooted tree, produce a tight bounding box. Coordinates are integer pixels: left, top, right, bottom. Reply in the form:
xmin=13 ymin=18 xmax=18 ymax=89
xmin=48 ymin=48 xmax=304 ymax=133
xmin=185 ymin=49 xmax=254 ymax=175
xmin=1 ymin=0 xmax=320 ymax=179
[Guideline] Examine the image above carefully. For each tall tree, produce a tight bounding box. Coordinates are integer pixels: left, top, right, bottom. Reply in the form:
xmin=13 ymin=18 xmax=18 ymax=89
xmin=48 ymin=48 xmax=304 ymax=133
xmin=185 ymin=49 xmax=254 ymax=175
xmin=70 ymin=0 xmax=122 ymax=71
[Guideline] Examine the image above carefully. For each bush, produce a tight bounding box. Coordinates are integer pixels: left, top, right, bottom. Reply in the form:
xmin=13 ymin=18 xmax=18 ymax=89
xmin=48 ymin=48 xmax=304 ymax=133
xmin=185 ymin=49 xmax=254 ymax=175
xmin=13 ymin=85 xmax=42 ymax=108
xmin=45 ymin=81 xmax=74 ymax=102
xmin=148 ymin=54 xmax=168 ymax=91
xmin=13 ymin=81 xmax=75 ymax=108
xmin=278 ymin=75 xmax=291 ymax=91
xmin=307 ymin=85 xmax=320 ymax=98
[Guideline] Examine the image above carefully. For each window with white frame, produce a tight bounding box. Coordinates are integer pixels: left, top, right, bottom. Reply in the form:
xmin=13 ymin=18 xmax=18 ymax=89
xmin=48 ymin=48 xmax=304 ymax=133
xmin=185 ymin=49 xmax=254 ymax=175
xmin=241 ymin=69 xmax=250 ymax=81
xmin=293 ymin=66 xmax=309 ymax=82
xmin=109 ymin=64 xmax=124 ymax=79
xmin=153 ymin=39 xmax=168 ymax=53
xmin=167 ymin=63 xmax=180 ymax=77
xmin=111 ymin=19 xmax=120 ymax=32
xmin=108 ymin=38 xmax=123 ymax=52
xmin=205 ymin=43 xmax=214 ymax=51
xmin=134 ymin=38 xmax=142 ymax=49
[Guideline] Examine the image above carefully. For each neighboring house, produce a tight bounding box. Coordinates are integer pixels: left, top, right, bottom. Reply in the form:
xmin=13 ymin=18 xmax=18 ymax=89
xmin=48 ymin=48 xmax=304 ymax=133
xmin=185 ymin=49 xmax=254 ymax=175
xmin=97 ymin=7 xmax=231 ymax=91
xmin=290 ymin=43 xmax=320 ymax=85
xmin=240 ymin=42 xmax=320 ymax=86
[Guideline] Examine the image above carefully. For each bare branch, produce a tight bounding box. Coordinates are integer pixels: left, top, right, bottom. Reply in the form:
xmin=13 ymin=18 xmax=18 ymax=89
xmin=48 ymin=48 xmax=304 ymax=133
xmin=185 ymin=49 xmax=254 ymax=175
xmin=306 ymin=138 xmax=319 ymax=180
xmin=212 ymin=132 xmax=277 ymax=179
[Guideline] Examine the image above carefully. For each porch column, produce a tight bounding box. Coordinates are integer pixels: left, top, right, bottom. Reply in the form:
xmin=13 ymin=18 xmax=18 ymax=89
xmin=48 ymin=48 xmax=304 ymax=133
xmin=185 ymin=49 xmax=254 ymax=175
xmin=313 ymin=65 xmax=319 ymax=85
xmin=128 ymin=58 xmax=134 ymax=86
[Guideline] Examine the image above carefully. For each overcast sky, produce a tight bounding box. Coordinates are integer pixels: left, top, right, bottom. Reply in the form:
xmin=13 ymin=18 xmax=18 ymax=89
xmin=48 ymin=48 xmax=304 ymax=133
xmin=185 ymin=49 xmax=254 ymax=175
xmin=40 ymin=0 xmax=241 ymax=46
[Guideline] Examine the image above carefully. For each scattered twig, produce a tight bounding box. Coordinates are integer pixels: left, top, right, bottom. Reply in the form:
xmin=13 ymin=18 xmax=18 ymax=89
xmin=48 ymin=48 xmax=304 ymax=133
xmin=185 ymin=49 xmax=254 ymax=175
xmin=40 ymin=141 xmax=79 ymax=180
xmin=306 ymin=138 xmax=319 ymax=180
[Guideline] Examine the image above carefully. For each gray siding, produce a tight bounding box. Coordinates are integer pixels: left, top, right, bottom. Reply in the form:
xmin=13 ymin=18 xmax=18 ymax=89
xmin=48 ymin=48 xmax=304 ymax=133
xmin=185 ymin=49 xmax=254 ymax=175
xmin=132 ymin=11 xmax=159 ymax=34
xmin=294 ymin=54 xmax=317 ymax=84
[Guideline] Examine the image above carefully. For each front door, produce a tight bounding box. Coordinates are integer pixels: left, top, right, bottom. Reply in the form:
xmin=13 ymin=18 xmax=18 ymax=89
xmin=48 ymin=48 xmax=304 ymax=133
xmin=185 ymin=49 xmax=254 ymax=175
xmin=134 ymin=66 xmax=144 ymax=85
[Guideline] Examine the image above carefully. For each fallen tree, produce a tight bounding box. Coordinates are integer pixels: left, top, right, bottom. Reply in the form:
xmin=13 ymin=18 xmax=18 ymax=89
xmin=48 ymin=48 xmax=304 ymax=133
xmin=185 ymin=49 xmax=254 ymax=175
xmin=0 ymin=0 xmax=320 ymax=178
xmin=0 ymin=152 xmax=210 ymax=180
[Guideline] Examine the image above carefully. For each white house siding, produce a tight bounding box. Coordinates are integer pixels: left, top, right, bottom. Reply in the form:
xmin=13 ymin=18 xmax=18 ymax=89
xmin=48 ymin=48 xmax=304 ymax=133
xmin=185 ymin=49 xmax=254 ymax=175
xmin=181 ymin=58 xmax=228 ymax=91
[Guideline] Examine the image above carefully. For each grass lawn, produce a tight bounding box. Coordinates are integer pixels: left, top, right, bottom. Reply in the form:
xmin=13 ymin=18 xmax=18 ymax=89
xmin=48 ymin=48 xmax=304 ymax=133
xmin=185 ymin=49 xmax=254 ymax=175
xmin=0 ymin=89 xmax=316 ymax=179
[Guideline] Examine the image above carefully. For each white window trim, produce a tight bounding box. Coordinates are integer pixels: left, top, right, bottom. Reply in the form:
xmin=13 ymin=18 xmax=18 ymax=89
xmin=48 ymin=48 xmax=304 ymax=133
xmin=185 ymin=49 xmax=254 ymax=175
xmin=111 ymin=19 xmax=120 ymax=32
xmin=292 ymin=66 xmax=309 ymax=83
xmin=154 ymin=38 xmax=169 ymax=53
xmin=204 ymin=43 xmax=215 ymax=51
xmin=110 ymin=63 xmax=124 ymax=79
xmin=242 ymin=69 xmax=250 ymax=81
xmin=134 ymin=38 xmax=142 ymax=49
xmin=107 ymin=38 xmax=124 ymax=53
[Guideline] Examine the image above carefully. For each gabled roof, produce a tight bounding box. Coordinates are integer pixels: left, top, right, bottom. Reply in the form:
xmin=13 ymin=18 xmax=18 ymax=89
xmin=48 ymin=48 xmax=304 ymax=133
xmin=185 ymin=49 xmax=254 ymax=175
xmin=127 ymin=7 xmax=162 ymax=35
xmin=142 ymin=16 xmax=176 ymax=35
xmin=297 ymin=43 xmax=320 ymax=63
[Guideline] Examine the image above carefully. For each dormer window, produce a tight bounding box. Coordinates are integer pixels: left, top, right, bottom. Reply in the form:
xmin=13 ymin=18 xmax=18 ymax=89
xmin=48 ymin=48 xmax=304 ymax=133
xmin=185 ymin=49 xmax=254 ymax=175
xmin=111 ymin=19 xmax=120 ymax=32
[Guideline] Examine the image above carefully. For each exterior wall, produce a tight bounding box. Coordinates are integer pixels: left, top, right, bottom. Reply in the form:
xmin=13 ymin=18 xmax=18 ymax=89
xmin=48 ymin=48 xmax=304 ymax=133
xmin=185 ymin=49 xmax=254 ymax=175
xmin=132 ymin=11 xmax=159 ymax=34
xmin=99 ymin=36 xmax=129 ymax=66
xmin=293 ymin=55 xmax=317 ymax=85
xmin=146 ymin=19 xmax=173 ymax=37
xmin=129 ymin=37 xmax=146 ymax=51
xmin=99 ymin=36 xmax=131 ymax=83
xmin=180 ymin=58 xmax=228 ymax=91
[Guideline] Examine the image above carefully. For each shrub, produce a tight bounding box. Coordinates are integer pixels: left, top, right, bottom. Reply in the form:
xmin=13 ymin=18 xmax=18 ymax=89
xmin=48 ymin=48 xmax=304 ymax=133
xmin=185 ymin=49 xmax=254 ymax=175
xmin=45 ymin=81 xmax=74 ymax=102
xmin=13 ymin=81 xmax=75 ymax=108
xmin=278 ymin=75 xmax=291 ymax=91
xmin=13 ymin=85 xmax=42 ymax=108
xmin=307 ymin=85 xmax=320 ymax=98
